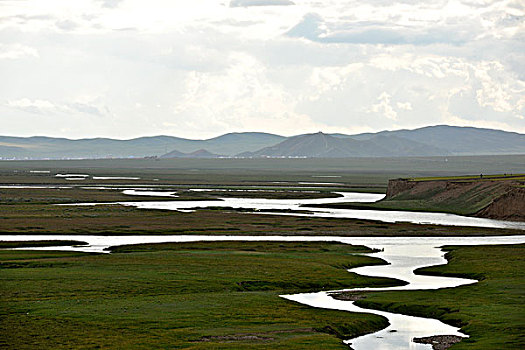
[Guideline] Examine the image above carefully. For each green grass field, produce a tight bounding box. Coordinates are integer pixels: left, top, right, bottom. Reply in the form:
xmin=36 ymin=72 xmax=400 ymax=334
xmin=0 ymin=241 xmax=402 ymax=349
xmin=2 ymin=242 xmax=523 ymax=349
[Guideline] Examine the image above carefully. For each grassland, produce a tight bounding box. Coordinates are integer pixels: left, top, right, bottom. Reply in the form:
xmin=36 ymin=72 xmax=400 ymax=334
xmin=0 ymin=158 xmax=524 ymax=348
xmin=2 ymin=155 xmax=524 ymax=177
xmin=335 ymin=244 xmax=525 ymax=349
xmin=0 ymin=240 xmax=87 ymax=248
xmin=0 ymin=165 xmax=523 ymax=237
xmin=1 ymin=202 xmax=521 ymax=237
xmin=0 ymin=241 xmax=402 ymax=349
xmin=0 ymin=185 xmax=346 ymax=205
xmin=1 ymin=155 xmax=522 ymax=219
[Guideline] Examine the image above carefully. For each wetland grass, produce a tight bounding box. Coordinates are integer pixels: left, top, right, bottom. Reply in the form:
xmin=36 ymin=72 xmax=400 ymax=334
xmin=0 ymin=241 xmax=400 ymax=349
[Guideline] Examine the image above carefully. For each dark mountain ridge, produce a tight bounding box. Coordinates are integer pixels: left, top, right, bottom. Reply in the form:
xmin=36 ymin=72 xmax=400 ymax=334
xmin=0 ymin=132 xmax=283 ymax=159
xmin=239 ymin=132 xmax=449 ymax=158
xmin=161 ymin=149 xmax=222 ymax=159
xmin=1 ymin=125 xmax=524 ymax=159
xmin=348 ymin=125 xmax=525 ymax=155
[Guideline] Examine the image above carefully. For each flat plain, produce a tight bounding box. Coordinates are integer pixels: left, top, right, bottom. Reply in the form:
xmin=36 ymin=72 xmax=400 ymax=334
xmin=1 ymin=155 xmax=524 ymax=349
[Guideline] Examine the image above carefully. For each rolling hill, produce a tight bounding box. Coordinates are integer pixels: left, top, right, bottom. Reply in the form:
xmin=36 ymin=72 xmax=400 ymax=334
xmin=160 ymin=149 xmax=222 ymax=159
xmin=347 ymin=125 xmax=525 ymax=155
xmin=239 ymin=132 xmax=448 ymax=158
xmin=1 ymin=125 xmax=523 ymax=159
xmin=0 ymin=132 xmax=284 ymax=159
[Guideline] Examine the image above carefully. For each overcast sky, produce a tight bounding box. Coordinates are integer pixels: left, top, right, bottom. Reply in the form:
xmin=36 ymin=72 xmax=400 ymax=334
xmin=1 ymin=0 xmax=524 ymax=139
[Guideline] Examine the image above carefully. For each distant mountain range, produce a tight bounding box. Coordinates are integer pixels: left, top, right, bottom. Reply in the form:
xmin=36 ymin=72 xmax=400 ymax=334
xmin=160 ymin=149 xmax=222 ymax=159
xmin=0 ymin=132 xmax=283 ymax=159
xmin=239 ymin=132 xmax=447 ymax=158
xmin=1 ymin=125 xmax=524 ymax=160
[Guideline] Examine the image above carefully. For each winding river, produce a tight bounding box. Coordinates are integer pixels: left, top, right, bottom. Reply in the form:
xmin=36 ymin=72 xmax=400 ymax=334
xmin=3 ymin=191 xmax=525 ymax=348
xmin=4 ymin=234 xmax=525 ymax=349
xmin=114 ymin=191 xmax=525 ymax=230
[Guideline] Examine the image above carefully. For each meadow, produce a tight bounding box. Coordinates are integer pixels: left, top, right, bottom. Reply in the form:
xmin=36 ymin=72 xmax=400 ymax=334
xmin=2 ymin=154 xmax=525 ymax=184
xmin=0 ymin=241 xmax=400 ymax=349
xmin=0 ymin=156 xmax=524 ymax=349
xmin=1 ymin=155 xmax=523 ymax=236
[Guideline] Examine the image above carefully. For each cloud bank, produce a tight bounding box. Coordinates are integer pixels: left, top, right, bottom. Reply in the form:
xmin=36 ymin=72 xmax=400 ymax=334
xmin=230 ymin=0 xmax=295 ymax=7
xmin=0 ymin=0 xmax=523 ymax=138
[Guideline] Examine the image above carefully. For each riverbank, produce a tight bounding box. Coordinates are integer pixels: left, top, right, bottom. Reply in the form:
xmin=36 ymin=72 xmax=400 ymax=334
xmin=313 ymin=175 xmax=525 ymax=222
xmin=386 ymin=176 xmax=525 ymax=221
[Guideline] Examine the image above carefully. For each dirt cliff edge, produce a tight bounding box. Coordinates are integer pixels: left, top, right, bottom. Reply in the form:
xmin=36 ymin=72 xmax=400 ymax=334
xmin=386 ymin=178 xmax=524 ymax=221
xmin=476 ymin=187 xmax=525 ymax=221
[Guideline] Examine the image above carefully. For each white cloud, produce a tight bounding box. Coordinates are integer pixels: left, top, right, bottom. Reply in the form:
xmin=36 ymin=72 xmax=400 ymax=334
xmin=6 ymin=98 xmax=55 ymax=114
xmin=363 ymin=92 xmax=398 ymax=120
xmin=0 ymin=43 xmax=39 ymax=59
xmin=288 ymin=13 xmax=477 ymax=45
xmin=167 ymin=53 xmax=325 ymax=137
xmin=5 ymin=98 xmax=106 ymax=117
xmin=397 ymin=102 xmax=412 ymax=110
xmin=55 ymin=19 xmax=79 ymax=31
xmin=307 ymin=63 xmax=364 ymax=100
xmin=230 ymin=0 xmax=295 ymax=7
xmin=473 ymin=61 xmax=524 ymax=113
xmin=97 ymin=0 xmax=124 ymax=9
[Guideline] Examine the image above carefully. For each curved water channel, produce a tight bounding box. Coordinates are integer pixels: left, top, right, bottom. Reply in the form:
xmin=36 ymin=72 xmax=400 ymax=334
xmin=4 ymin=191 xmax=525 ymax=348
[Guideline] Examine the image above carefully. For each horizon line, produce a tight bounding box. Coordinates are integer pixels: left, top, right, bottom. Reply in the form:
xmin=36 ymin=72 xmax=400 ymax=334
xmin=1 ymin=124 xmax=522 ymax=141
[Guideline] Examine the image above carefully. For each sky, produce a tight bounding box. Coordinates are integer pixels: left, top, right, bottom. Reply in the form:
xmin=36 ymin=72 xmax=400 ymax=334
xmin=1 ymin=0 xmax=524 ymax=139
